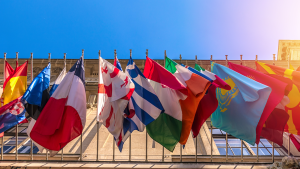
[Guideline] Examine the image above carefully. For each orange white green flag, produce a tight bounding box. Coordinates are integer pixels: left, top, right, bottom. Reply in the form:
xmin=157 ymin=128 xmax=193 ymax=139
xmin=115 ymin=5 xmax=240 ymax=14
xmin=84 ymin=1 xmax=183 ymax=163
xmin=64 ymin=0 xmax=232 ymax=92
xmin=256 ymin=61 xmax=300 ymax=135
xmin=165 ymin=57 xmax=211 ymax=145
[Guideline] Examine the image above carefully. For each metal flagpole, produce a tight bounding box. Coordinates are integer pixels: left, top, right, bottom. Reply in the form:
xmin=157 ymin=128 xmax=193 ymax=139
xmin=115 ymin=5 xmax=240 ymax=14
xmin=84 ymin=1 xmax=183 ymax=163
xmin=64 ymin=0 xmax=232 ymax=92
xmin=80 ymin=49 xmax=84 ymax=161
xmin=195 ymin=55 xmax=197 ymax=163
xmin=2 ymin=53 xmax=6 ymax=160
xmin=210 ymin=123 xmax=212 ymax=162
xmin=225 ymin=55 xmax=228 ymax=67
xmin=272 ymin=142 xmax=274 ymax=163
xmin=129 ymin=49 xmax=132 ymax=162
xmin=241 ymin=140 xmax=243 ymax=162
xmin=225 ymin=133 xmax=228 ymax=162
xmin=273 ymin=54 xmax=275 ymax=65
xmin=257 ymin=142 xmax=259 ymax=162
xmin=46 ymin=53 xmax=51 ymax=161
xmin=97 ymin=50 xmax=100 ymax=161
xmin=179 ymin=54 xmax=182 ymax=163
xmin=162 ymin=50 xmax=167 ymax=162
xmin=288 ymin=134 xmax=290 ymax=156
xmin=15 ymin=52 xmax=18 ymax=160
xmin=145 ymin=49 xmax=148 ymax=162
xmin=240 ymin=55 xmax=243 ymax=65
xmin=112 ymin=49 xmax=116 ymax=162
xmin=30 ymin=53 xmax=33 ymax=161
xmin=62 ymin=53 xmax=67 ymax=161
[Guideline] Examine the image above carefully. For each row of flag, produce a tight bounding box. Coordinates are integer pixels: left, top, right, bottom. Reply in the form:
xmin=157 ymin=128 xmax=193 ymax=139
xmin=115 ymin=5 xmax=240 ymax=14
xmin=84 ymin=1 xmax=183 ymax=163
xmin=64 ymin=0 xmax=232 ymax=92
xmin=1 ymin=54 xmax=300 ymax=154
xmin=0 ymin=57 xmax=86 ymax=156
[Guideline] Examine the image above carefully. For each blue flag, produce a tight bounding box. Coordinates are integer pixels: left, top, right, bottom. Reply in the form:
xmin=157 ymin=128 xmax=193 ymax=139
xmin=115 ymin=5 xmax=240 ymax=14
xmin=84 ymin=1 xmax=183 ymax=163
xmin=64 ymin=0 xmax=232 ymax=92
xmin=211 ymin=62 xmax=271 ymax=145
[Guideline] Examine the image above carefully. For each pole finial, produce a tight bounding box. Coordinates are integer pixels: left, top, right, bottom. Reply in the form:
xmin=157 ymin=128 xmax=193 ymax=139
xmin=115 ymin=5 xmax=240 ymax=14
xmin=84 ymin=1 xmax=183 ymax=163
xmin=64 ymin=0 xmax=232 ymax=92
xmin=210 ymin=55 xmax=213 ymax=61
xmin=130 ymin=49 xmax=132 ymax=57
xmin=164 ymin=50 xmax=167 ymax=57
xmin=146 ymin=49 xmax=148 ymax=56
xmin=114 ymin=49 xmax=117 ymax=59
xmin=82 ymin=49 xmax=84 ymax=56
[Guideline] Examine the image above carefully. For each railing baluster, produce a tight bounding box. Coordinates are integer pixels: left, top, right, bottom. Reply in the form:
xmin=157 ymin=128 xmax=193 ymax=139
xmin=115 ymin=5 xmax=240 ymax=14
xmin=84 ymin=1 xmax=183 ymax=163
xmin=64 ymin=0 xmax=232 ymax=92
xmin=16 ymin=125 xmax=18 ymax=160
xmin=195 ymin=136 xmax=197 ymax=162
xmin=113 ymin=138 xmax=115 ymax=161
xmin=225 ymin=133 xmax=228 ymax=162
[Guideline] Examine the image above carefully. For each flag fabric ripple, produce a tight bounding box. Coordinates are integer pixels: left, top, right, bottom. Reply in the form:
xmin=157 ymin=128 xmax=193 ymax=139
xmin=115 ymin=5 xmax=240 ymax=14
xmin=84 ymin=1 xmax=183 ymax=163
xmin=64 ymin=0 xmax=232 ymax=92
xmin=211 ymin=62 xmax=271 ymax=145
xmin=97 ymin=57 xmax=134 ymax=149
xmin=49 ymin=67 xmax=66 ymax=96
xmin=30 ymin=57 xmax=86 ymax=153
xmin=118 ymin=57 xmax=164 ymax=151
xmin=143 ymin=56 xmax=188 ymax=151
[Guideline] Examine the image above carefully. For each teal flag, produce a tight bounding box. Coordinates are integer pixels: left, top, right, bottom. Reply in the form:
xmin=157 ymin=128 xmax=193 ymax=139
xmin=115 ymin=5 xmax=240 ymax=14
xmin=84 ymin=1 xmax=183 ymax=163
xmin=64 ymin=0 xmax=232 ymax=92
xmin=211 ymin=62 xmax=271 ymax=145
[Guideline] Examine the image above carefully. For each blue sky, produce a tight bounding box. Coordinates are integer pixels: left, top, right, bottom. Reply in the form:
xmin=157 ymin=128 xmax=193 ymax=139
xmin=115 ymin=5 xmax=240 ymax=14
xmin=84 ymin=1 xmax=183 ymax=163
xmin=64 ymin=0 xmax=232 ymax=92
xmin=1 ymin=0 xmax=300 ymax=60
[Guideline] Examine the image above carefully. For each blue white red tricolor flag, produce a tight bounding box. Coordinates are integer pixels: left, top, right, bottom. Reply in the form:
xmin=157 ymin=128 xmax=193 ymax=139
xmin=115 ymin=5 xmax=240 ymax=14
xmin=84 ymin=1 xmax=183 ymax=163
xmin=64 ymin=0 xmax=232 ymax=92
xmin=97 ymin=57 xmax=134 ymax=150
xmin=49 ymin=67 xmax=66 ymax=96
xmin=29 ymin=57 xmax=86 ymax=154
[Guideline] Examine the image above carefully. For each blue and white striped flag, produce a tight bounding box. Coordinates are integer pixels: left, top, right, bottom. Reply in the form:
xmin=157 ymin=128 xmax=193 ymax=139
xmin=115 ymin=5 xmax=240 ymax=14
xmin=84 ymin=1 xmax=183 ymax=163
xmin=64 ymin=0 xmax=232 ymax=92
xmin=117 ymin=57 xmax=164 ymax=151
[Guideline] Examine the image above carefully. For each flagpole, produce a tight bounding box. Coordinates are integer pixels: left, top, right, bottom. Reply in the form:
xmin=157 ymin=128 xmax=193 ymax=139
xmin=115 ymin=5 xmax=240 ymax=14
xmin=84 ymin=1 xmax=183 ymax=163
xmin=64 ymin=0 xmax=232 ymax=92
xmin=241 ymin=140 xmax=243 ymax=162
xmin=129 ymin=49 xmax=132 ymax=162
xmin=240 ymin=55 xmax=243 ymax=65
xmin=288 ymin=134 xmax=290 ymax=156
xmin=195 ymin=55 xmax=197 ymax=163
xmin=80 ymin=49 xmax=84 ymax=162
xmin=30 ymin=53 xmax=33 ymax=161
xmin=62 ymin=53 xmax=66 ymax=161
xmin=2 ymin=53 xmax=6 ymax=161
xmin=16 ymin=52 xmax=18 ymax=68
xmin=46 ymin=53 xmax=51 ymax=161
xmin=113 ymin=49 xmax=116 ymax=162
xmin=225 ymin=55 xmax=228 ymax=67
xmin=225 ymin=133 xmax=228 ymax=162
xmin=15 ymin=52 xmax=18 ymax=161
xmin=210 ymin=123 xmax=212 ymax=162
xmin=162 ymin=50 xmax=167 ymax=163
xmin=179 ymin=54 xmax=183 ymax=162
xmin=273 ymin=54 xmax=275 ymax=66
xmin=255 ymin=55 xmax=258 ymax=70
xmin=97 ymin=50 xmax=100 ymax=162
xmin=145 ymin=49 xmax=148 ymax=162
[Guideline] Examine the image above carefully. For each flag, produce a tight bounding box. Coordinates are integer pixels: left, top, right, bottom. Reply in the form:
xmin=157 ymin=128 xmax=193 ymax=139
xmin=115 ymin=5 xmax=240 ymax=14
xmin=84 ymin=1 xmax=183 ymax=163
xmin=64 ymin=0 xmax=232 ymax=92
xmin=22 ymin=63 xmax=51 ymax=153
xmin=2 ymin=61 xmax=28 ymax=106
xmin=29 ymin=57 xmax=86 ymax=153
xmin=256 ymin=61 xmax=300 ymax=135
xmin=144 ymin=56 xmax=188 ymax=151
xmin=114 ymin=56 xmax=123 ymax=71
xmin=49 ymin=67 xmax=66 ymax=96
xmin=229 ymin=62 xmax=289 ymax=145
xmin=191 ymin=63 xmax=231 ymax=138
xmin=0 ymin=97 xmax=26 ymax=133
xmin=97 ymin=57 xmax=134 ymax=150
xmin=290 ymin=134 xmax=300 ymax=152
xmin=165 ymin=57 xmax=211 ymax=145
xmin=211 ymin=62 xmax=271 ymax=145
xmin=118 ymin=57 xmax=164 ymax=151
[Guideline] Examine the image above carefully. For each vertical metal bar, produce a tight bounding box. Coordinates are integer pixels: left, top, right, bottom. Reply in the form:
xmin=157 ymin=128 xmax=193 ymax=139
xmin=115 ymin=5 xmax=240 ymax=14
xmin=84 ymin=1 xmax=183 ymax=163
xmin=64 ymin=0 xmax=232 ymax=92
xmin=241 ymin=140 xmax=243 ymax=162
xmin=225 ymin=133 xmax=228 ymax=162
xmin=273 ymin=54 xmax=275 ymax=65
xmin=145 ymin=130 xmax=148 ymax=162
xmin=15 ymin=124 xmax=18 ymax=160
xmin=240 ymin=55 xmax=242 ymax=65
xmin=1 ymin=135 xmax=3 ymax=160
xmin=46 ymin=53 xmax=50 ymax=161
xmin=30 ymin=53 xmax=33 ymax=161
xmin=210 ymin=55 xmax=212 ymax=62
xmin=210 ymin=123 xmax=213 ymax=162
xmin=180 ymin=144 xmax=182 ymax=162
xmin=225 ymin=55 xmax=228 ymax=67
xmin=257 ymin=142 xmax=259 ymax=162
xmin=46 ymin=150 xmax=48 ymax=160
xmin=113 ymin=138 xmax=115 ymax=161
xmin=195 ymin=55 xmax=197 ymax=65
xmin=80 ymin=49 xmax=84 ymax=162
xmin=129 ymin=49 xmax=132 ymax=162
xmin=288 ymin=134 xmax=290 ymax=156
xmin=179 ymin=54 xmax=182 ymax=64
xmin=61 ymin=148 xmax=63 ymax=161
xmin=15 ymin=52 xmax=19 ymax=161
xmin=64 ymin=53 xmax=67 ymax=68
xmin=48 ymin=53 xmax=51 ymax=63
xmin=96 ymin=50 xmax=100 ymax=161
xmin=195 ymin=136 xmax=197 ymax=162
xmin=2 ymin=53 xmax=6 ymax=160
xmin=162 ymin=50 xmax=166 ymax=163
xmin=288 ymin=50 xmax=290 ymax=69
xmin=16 ymin=52 xmax=18 ymax=68
xmin=272 ymin=142 xmax=274 ymax=163
xmin=255 ymin=55 xmax=258 ymax=62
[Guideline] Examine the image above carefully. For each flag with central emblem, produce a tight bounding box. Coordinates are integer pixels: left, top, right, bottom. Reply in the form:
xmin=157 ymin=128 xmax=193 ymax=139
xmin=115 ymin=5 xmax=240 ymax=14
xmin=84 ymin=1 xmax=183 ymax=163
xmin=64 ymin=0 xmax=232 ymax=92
xmin=211 ymin=62 xmax=271 ymax=145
